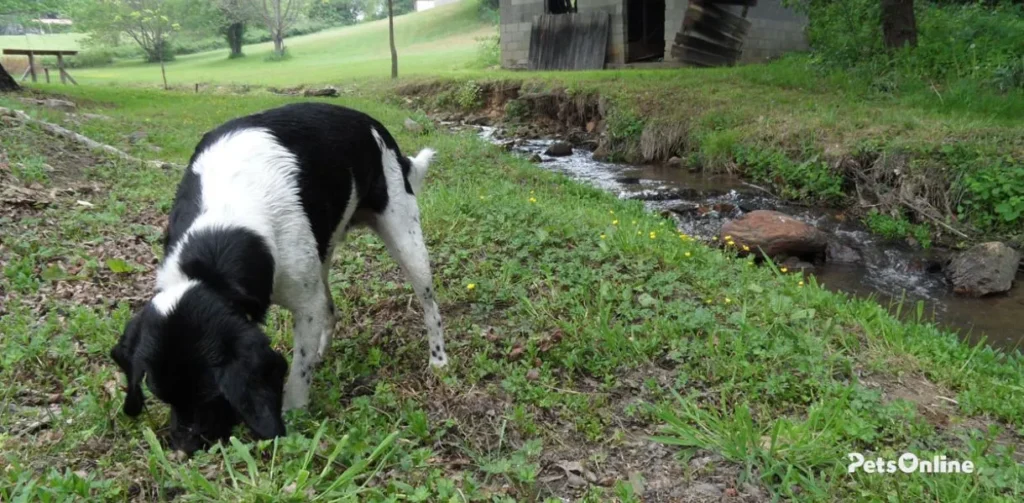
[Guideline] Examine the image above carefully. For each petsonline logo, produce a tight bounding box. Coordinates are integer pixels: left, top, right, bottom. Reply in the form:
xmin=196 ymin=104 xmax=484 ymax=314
xmin=847 ymin=453 xmax=975 ymax=474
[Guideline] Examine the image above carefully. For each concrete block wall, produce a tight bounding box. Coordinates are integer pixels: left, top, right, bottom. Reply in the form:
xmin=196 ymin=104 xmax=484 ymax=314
xmin=737 ymin=0 xmax=808 ymax=63
xmin=499 ymin=0 xmax=545 ymax=69
xmin=662 ymin=0 xmax=808 ymax=63
xmin=577 ymin=0 xmax=626 ymax=66
xmin=664 ymin=0 xmax=688 ymax=60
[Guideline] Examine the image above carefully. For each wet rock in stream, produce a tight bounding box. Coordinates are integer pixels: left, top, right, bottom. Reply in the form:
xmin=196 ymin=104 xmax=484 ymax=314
xmin=946 ymin=242 xmax=1021 ymax=297
xmin=719 ymin=210 xmax=828 ymax=260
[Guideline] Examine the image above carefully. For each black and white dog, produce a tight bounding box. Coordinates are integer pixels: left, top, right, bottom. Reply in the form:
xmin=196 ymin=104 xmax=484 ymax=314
xmin=110 ymin=102 xmax=448 ymax=454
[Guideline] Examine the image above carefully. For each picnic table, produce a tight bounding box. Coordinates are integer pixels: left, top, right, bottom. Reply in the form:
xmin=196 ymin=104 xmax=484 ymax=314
xmin=2 ymin=49 xmax=78 ymax=85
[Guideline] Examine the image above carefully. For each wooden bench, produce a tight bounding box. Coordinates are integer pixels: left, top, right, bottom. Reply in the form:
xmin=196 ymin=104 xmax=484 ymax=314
xmin=2 ymin=49 xmax=78 ymax=85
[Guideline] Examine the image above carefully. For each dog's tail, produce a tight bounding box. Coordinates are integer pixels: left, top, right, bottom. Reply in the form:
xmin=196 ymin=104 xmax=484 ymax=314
xmin=407 ymin=147 xmax=435 ymax=195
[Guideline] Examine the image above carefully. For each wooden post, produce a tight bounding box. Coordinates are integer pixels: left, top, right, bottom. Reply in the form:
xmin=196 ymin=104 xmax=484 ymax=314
xmin=195 ymin=83 xmax=199 ymax=93
xmin=44 ymin=67 xmax=50 ymax=83
xmin=27 ymin=52 xmax=36 ymax=82
xmin=57 ymin=54 xmax=66 ymax=84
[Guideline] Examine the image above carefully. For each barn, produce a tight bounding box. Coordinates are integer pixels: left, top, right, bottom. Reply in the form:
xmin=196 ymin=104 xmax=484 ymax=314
xmin=499 ymin=0 xmax=809 ymax=70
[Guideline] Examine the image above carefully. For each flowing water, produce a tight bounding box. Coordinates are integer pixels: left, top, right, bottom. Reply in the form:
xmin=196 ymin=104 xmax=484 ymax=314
xmin=468 ymin=125 xmax=1024 ymax=351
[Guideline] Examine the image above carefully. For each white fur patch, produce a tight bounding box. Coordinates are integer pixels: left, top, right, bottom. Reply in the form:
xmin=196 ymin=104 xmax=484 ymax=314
xmin=152 ymin=279 xmax=200 ymax=315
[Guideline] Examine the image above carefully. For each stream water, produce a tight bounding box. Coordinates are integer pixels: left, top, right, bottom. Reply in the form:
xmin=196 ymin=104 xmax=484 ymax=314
xmin=467 ymin=124 xmax=1024 ymax=351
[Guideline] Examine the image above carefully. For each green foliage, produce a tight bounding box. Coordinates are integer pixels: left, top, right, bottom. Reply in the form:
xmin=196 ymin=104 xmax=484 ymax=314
xmin=469 ymin=33 xmax=499 ymax=69
xmin=957 ymin=157 xmax=1024 ymax=235
xmin=733 ymin=146 xmax=846 ymax=204
xmin=69 ymin=0 xmax=202 ymax=62
xmin=805 ymin=0 xmax=1024 ymax=92
xmin=503 ymin=98 xmax=528 ymax=120
xmin=864 ymin=210 xmax=933 ymax=248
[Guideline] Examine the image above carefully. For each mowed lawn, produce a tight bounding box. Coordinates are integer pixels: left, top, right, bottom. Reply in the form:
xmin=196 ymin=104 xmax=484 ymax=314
xmin=0 ymin=33 xmax=84 ymax=52
xmin=2 ymin=86 xmax=1024 ymax=501
xmin=73 ymin=2 xmax=495 ymax=86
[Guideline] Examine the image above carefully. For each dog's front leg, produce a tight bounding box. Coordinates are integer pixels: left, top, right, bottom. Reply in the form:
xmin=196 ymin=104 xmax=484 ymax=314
xmin=282 ymin=287 xmax=335 ymax=411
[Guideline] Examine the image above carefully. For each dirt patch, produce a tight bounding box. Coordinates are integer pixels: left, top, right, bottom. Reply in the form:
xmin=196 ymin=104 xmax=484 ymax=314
xmin=862 ymin=371 xmax=1024 ymax=462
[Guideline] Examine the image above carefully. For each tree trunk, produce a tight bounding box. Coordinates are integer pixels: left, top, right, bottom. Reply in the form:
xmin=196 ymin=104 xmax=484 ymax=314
xmin=881 ymin=0 xmax=918 ymax=50
xmin=389 ymin=0 xmax=398 ymax=79
xmin=0 ymin=62 xmax=19 ymax=92
xmin=226 ymin=22 xmax=245 ymax=58
xmin=273 ymin=33 xmax=285 ymax=56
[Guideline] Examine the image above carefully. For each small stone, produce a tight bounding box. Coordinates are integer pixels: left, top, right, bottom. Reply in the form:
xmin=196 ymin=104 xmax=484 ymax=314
xmin=404 ymin=118 xmax=424 ymax=134
xmin=528 ymin=154 xmax=543 ymax=163
xmin=544 ymin=141 xmax=573 ymax=157
xmin=667 ymin=156 xmax=682 ymax=167
xmin=724 ymin=487 xmax=739 ymax=497
xmin=302 ymin=87 xmax=339 ymax=97
xmin=526 ymin=368 xmax=540 ymax=381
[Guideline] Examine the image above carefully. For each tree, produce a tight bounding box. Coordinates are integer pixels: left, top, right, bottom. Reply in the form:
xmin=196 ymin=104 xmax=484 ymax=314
xmin=0 ymin=63 xmax=17 ymax=92
xmin=243 ymin=0 xmax=306 ymax=58
xmin=217 ymin=0 xmax=249 ymax=58
xmin=881 ymin=0 xmax=917 ymax=50
xmin=71 ymin=0 xmax=194 ymax=64
xmin=388 ymin=0 xmax=396 ymax=79
xmin=307 ymin=0 xmax=359 ymax=26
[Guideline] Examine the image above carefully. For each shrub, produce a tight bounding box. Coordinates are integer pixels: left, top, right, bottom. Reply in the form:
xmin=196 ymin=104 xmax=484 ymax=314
xmin=864 ymin=210 xmax=933 ymax=248
xmin=957 ymin=157 xmax=1024 ymax=234
xmin=470 ymin=34 xmax=500 ymax=69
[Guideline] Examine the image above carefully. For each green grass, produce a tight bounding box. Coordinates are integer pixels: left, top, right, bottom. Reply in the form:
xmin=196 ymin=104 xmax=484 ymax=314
xmin=3 ymin=86 xmax=1024 ymax=501
xmin=0 ymin=33 xmax=84 ymax=52
xmin=72 ymin=1 xmax=494 ymax=86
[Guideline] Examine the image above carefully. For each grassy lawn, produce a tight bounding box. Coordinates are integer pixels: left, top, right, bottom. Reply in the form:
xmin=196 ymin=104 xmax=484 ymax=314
xmin=72 ymin=1 xmax=495 ymax=87
xmin=2 ymin=86 xmax=1024 ymax=501
xmin=0 ymin=33 xmax=84 ymax=52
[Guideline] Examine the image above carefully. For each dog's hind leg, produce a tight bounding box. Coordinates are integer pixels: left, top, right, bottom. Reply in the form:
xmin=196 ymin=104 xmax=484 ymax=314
xmin=367 ymin=200 xmax=447 ymax=368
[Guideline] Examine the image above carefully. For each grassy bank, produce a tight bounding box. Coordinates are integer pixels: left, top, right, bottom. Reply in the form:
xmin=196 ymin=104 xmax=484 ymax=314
xmin=2 ymin=86 xmax=1024 ymax=501
xmin=386 ymin=60 xmax=1024 ymax=248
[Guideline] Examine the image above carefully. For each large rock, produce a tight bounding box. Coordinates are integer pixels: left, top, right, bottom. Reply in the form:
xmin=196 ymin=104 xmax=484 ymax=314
xmin=719 ymin=210 xmax=828 ymax=259
xmin=545 ymin=141 xmax=573 ymax=157
xmin=826 ymin=239 xmax=863 ymax=264
xmin=946 ymin=242 xmax=1020 ymax=297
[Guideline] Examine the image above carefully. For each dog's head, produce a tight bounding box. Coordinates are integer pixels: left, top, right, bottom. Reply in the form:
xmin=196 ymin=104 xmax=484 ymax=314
xmin=110 ymin=282 xmax=287 ymax=455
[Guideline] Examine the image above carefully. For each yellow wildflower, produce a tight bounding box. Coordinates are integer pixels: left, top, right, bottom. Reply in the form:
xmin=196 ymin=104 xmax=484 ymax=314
xmin=742 ymin=245 xmax=750 ymax=251
xmin=609 ymin=210 xmax=615 ymax=215
xmin=612 ymin=220 xmax=619 ymax=225
xmin=725 ymin=297 xmax=732 ymax=304
xmin=529 ymin=197 xmax=537 ymax=203
xmin=780 ymin=267 xmax=788 ymax=273
xmin=685 ymin=252 xmax=691 ymax=258
xmin=600 ymin=234 xmax=606 ymax=240
xmin=649 ymin=232 xmax=657 ymax=239
xmin=798 ymin=281 xmax=805 ymax=287
xmin=467 ymin=283 xmax=476 ymax=291
xmin=725 ymin=235 xmax=732 ymax=240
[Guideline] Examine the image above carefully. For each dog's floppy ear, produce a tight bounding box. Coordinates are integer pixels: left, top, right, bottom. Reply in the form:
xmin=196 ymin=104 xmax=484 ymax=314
xmin=216 ymin=340 xmax=287 ymax=439
xmin=110 ymin=310 xmax=146 ymax=417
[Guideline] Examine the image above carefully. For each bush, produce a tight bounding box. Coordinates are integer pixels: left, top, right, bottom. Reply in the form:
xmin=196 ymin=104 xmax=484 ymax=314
xmin=469 ymin=34 xmax=500 ymax=69
xmin=957 ymin=157 xmax=1024 ymax=234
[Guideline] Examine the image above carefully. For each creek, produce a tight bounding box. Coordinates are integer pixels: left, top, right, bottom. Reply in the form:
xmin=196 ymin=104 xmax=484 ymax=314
xmin=463 ymin=123 xmax=1024 ymax=351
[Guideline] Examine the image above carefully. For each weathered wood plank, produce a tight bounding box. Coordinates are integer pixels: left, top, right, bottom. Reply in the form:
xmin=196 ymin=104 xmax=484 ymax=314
xmin=528 ymin=12 xmax=610 ymax=71
xmin=675 ymin=34 xmax=742 ymax=59
xmin=3 ymin=49 xmax=79 ymax=56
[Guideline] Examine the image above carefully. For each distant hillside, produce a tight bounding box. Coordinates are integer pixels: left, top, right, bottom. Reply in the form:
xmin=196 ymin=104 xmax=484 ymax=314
xmin=73 ymin=0 xmax=495 ymax=86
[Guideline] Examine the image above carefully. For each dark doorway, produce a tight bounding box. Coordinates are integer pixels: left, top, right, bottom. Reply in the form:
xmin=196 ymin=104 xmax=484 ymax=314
xmin=547 ymin=0 xmax=577 ymax=14
xmin=625 ymin=0 xmax=666 ymax=62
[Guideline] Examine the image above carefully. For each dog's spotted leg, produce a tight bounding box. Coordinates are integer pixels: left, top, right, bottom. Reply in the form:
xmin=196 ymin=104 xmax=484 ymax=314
xmin=369 ymin=199 xmax=447 ymax=368
xmin=282 ymin=280 xmax=335 ymax=411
